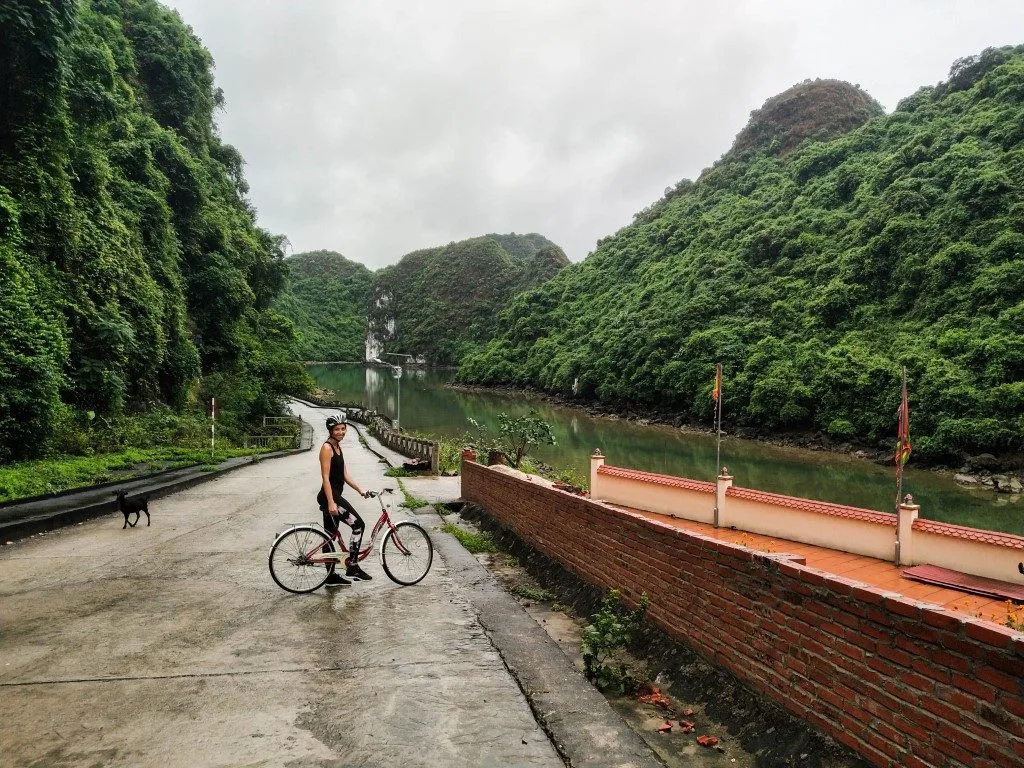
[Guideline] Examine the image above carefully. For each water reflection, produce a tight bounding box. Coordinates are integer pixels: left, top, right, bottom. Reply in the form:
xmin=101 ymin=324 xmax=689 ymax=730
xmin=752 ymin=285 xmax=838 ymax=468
xmin=309 ymin=364 xmax=1024 ymax=535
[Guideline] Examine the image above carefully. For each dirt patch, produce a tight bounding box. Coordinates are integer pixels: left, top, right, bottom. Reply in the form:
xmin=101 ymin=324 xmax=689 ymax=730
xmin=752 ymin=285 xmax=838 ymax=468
xmin=452 ymin=505 xmax=871 ymax=768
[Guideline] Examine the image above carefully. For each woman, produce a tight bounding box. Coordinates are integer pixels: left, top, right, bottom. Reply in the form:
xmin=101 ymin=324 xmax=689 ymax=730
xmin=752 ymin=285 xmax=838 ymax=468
xmin=317 ymin=414 xmax=373 ymax=587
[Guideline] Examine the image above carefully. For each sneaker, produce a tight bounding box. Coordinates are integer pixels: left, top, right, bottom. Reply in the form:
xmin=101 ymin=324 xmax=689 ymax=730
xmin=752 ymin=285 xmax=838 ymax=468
xmin=324 ymin=572 xmax=351 ymax=587
xmin=346 ymin=564 xmax=373 ymax=581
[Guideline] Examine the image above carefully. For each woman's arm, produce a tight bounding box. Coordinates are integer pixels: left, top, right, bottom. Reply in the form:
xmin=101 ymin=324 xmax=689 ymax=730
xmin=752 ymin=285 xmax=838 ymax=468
xmin=320 ymin=444 xmax=338 ymax=515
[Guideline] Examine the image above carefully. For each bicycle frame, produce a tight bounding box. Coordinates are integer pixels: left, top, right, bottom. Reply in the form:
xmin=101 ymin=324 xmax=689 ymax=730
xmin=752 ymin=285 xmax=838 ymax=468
xmin=292 ymin=491 xmax=412 ymax=565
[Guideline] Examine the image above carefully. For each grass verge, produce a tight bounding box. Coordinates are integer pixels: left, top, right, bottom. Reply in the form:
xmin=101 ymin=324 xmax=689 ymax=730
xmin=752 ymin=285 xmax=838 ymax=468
xmin=441 ymin=521 xmax=497 ymax=554
xmin=0 ymin=446 xmax=270 ymax=503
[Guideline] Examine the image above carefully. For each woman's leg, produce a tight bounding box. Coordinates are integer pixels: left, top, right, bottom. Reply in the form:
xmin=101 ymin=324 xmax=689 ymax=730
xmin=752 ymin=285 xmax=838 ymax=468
xmin=333 ymin=496 xmax=365 ymax=565
xmin=318 ymin=492 xmax=350 ymax=586
xmin=333 ymin=496 xmax=371 ymax=579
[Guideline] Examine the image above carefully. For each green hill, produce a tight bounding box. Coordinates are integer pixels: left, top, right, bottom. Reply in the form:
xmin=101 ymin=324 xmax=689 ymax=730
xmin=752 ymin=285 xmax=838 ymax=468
xmin=459 ymin=47 xmax=1024 ymax=462
xmin=368 ymin=233 xmax=568 ymax=365
xmin=274 ymin=250 xmax=373 ymax=361
xmin=0 ymin=0 xmax=305 ymax=461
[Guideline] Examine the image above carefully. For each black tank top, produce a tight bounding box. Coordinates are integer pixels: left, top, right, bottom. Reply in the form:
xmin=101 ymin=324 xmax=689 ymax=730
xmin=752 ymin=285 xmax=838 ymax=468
xmin=321 ymin=441 xmax=345 ymax=499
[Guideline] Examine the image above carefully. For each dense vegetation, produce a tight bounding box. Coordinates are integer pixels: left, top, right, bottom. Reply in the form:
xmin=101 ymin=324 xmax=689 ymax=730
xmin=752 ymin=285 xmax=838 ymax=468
xmin=0 ymin=0 xmax=308 ymax=462
xmin=460 ymin=49 xmax=1024 ymax=462
xmin=366 ymin=233 xmax=568 ymax=365
xmin=273 ymin=250 xmax=373 ymax=362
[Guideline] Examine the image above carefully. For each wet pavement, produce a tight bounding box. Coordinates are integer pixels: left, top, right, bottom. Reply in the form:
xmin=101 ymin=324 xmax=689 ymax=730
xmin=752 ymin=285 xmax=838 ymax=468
xmin=0 ymin=402 xmax=661 ymax=768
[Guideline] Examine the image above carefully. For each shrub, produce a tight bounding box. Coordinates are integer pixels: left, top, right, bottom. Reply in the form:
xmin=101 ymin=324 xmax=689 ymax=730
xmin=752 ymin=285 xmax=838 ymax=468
xmin=581 ymin=589 xmax=649 ymax=693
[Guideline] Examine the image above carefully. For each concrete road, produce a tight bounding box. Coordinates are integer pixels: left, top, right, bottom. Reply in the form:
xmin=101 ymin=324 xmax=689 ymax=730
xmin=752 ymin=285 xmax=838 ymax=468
xmin=0 ymin=415 xmax=562 ymax=767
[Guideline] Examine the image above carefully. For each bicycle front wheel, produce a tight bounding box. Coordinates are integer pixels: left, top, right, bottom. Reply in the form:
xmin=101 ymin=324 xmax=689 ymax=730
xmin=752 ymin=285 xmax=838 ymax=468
xmin=380 ymin=521 xmax=433 ymax=586
xmin=269 ymin=526 xmax=335 ymax=594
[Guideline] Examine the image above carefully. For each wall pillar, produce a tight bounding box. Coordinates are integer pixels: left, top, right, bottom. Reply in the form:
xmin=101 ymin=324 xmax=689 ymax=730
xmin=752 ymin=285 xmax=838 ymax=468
xmin=897 ymin=495 xmax=919 ymax=565
xmin=461 ymin=448 xmax=477 ymax=474
xmin=715 ymin=467 xmax=734 ymax=528
xmin=590 ymin=450 xmax=606 ymax=499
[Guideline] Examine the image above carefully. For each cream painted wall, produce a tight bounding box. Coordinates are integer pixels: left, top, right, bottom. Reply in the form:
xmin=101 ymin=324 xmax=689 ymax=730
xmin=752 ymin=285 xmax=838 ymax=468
xmin=722 ymin=495 xmax=895 ymax=560
xmin=591 ymin=473 xmax=715 ymax=524
xmin=912 ymin=530 xmax=1024 ymax=584
xmin=585 ymin=459 xmax=1024 ymax=585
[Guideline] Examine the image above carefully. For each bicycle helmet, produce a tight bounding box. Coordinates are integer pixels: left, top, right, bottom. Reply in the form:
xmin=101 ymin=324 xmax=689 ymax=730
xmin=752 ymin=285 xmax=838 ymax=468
xmin=325 ymin=414 xmax=347 ymax=430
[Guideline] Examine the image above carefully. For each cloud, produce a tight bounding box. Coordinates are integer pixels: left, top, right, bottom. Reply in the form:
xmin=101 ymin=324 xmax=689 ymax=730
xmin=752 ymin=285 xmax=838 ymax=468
xmin=164 ymin=0 xmax=1024 ymax=267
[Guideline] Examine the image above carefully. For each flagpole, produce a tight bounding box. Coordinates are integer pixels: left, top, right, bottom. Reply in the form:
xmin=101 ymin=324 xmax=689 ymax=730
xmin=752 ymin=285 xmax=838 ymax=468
xmin=713 ymin=363 xmax=722 ymax=527
xmin=894 ymin=365 xmax=907 ymax=564
xmin=715 ymin=365 xmax=722 ymax=480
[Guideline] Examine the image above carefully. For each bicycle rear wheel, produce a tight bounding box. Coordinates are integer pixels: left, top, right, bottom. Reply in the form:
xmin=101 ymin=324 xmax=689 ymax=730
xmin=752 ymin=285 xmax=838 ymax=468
xmin=380 ymin=521 xmax=433 ymax=585
xmin=269 ymin=526 xmax=335 ymax=594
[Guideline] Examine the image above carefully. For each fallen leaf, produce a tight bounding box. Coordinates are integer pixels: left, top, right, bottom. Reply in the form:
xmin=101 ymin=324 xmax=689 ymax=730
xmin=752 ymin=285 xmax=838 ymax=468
xmin=657 ymin=722 xmax=673 ymax=733
xmin=637 ymin=689 xmax=672 ymax=709
xmin=696 ymin=735 xmax=720 ymax=747
xmin=683 ymin=708 xmax=694 ymax=716
xmin=679 ymin=720 xmax=695 ymax=729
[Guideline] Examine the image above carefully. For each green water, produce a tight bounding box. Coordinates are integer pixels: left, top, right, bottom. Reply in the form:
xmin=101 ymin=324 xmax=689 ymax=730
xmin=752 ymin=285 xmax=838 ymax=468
xmin=309 ymin=364 xmax=1024 ymax=536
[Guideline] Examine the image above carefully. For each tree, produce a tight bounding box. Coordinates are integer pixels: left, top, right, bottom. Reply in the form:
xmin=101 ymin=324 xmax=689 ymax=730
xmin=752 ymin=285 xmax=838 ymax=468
xmin=468 ymin=411 xmax=556 ymax=468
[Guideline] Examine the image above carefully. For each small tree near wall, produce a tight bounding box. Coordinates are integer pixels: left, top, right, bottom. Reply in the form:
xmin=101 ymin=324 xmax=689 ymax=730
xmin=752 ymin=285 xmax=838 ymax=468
xmin=468 ymin=410 xmax=556 ymax=468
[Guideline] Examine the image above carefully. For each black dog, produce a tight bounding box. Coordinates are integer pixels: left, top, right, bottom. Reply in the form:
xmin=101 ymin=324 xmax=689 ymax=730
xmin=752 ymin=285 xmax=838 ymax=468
xmin=114 ymin=490 xmax=150 ymax=529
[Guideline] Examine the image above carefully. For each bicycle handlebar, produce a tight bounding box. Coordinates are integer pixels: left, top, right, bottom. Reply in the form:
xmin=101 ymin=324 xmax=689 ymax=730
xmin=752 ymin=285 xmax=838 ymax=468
xmin=364 ymin=488 xmax=395 ymax=498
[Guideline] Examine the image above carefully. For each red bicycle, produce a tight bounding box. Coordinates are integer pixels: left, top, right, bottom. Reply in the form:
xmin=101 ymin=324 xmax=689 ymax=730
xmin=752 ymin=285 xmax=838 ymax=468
xmin=268 ymin=489 xmax=433 ymax=593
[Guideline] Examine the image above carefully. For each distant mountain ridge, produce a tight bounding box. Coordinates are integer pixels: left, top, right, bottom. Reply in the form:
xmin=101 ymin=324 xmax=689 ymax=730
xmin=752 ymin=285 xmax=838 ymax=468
xmin=367 ymin=233 xmax=569 ymax=365
xmin=458 ymin=46 xmax=1024 ymax=462
xmin=274 ymin=250 xmax=373 ymax=361
xmin=275 ymin=234 xmax=568 ymax=365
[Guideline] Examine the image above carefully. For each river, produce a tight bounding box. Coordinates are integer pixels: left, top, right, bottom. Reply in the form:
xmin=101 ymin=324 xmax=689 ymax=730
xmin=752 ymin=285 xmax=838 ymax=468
xmin=309 ymin=364 xmax=1023 ymax=536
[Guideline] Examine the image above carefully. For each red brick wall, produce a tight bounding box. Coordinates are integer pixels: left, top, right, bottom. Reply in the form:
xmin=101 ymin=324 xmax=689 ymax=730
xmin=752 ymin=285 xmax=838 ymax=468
xmin=463 ymin=461 xmax=1024 ymax=768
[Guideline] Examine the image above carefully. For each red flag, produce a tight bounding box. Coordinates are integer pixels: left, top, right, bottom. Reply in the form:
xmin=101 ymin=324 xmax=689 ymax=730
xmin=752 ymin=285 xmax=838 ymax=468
xmin=895 ymin=379 xmax=911 ymax=471
xmin=712 ymin=364 xmax=721 ymax=403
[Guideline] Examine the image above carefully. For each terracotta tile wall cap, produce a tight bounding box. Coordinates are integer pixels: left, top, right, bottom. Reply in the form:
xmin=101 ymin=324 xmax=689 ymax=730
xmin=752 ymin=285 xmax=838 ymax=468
xmin=596 ymin=465 xmax=716 ymax=493
xmin=912 ymin=518 xmax=1024 ymax=549
xmin=725 ymin=486 xmax=895 ymax=525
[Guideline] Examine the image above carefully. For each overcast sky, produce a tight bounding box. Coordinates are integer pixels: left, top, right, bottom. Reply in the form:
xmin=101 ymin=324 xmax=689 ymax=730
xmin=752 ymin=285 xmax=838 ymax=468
xmin=163 ymin=0 xmax=1024 ymax=269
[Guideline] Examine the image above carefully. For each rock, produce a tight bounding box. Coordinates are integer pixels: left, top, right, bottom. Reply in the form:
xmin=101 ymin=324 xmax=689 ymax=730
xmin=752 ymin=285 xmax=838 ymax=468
xmin=967 ymin=453 xmax=1000 ymax=471
xmin=981 ymin=476 xmax=996 ymax=487
xmin=990 ymin=475 xmax=1024 ymax=494
xmin=954 ymin=473 xmax=979 ymax=485
xmin=854 ymin=450 xmax=868 ymax=459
